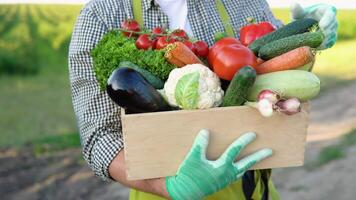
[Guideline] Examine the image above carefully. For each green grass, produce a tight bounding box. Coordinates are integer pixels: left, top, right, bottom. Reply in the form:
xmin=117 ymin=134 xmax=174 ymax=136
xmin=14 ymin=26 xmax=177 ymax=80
xmin=0 ymin=4 xmax=81 ymax=75
xmin=307 ymin=129 xmax=356 ymax=169
xmin=313 ymin=40 xmax=356 ymax=91
xmin=32 ymin=133 xmax=81 ymax=156
xmin=0 ymin=5 xmax=355 ymax=149
xmin=0 ymin=4 xmax=81 ymax=147
xmin=317 ymin=146 xmax=345 ymax=166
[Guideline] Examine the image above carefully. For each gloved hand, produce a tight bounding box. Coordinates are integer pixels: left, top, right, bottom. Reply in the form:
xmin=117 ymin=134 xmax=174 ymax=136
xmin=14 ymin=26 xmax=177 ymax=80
xmin=166 ymin=129 xmax=272 ymax=200
xmin=291 ymin=2 xmax=338 ymax=50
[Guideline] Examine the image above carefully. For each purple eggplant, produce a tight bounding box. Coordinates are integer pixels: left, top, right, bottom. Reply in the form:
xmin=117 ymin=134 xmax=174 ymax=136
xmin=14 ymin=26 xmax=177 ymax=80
xmin=106 ymin=67 xmax=171 ymax=113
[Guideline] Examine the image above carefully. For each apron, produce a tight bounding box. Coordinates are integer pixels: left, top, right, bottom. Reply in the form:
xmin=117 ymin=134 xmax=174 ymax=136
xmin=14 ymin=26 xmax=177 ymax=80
xmin=130 ymin=0 xmax=281 ymax=199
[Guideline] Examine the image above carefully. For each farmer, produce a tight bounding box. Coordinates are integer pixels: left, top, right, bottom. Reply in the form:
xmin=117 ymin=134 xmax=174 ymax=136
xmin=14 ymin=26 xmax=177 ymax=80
xmin=69 ymin=0 xmax=337 ymax=199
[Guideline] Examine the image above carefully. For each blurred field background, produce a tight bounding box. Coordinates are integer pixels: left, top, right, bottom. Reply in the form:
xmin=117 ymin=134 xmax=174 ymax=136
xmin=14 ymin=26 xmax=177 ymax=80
xmin=0 ymin=4 xmax=355 ymax=200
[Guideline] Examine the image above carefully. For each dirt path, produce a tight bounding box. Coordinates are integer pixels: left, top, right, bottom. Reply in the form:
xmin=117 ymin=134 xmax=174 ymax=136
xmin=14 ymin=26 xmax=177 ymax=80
xmin=273 ymin=81 xmax=356 ymax=200
xmin=0 ymin=148 xmax=129 ymax=200
xmin=1 ymin=82 xmax=356 ymax=200
xmin=307 ymin=81 xmax=356 ymax=142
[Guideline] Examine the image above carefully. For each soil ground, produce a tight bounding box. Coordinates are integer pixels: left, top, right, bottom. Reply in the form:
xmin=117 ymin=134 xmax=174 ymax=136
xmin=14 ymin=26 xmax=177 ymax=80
xmin=1 ymin=81 xmax=356 ymax=200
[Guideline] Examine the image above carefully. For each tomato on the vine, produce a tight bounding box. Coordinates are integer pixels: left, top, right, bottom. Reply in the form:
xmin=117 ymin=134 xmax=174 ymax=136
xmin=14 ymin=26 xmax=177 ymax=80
xmin=152 ymin=27 xmax=164 ymax=35
xmin=155 ymin=36 xmax=176 ymax=50
xmin=121 ymin=19 xmax=140 ymax=37
xmin=135 ymin=34 xmax=153 ymax=50
xmin=182 ymin=40 xmax=196 ymax=53
xmin=193 ymin=41 xmax=209 ymax=57
xmin=171 ymin=29 xmax=189 ymax=40
xmin=152 ymin=38 xmax=159 ymax=49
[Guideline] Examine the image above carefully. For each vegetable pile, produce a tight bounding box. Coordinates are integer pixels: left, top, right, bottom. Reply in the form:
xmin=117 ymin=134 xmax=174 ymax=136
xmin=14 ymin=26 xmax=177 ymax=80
xmin=93 ymin=17 xmax=334 ymax=116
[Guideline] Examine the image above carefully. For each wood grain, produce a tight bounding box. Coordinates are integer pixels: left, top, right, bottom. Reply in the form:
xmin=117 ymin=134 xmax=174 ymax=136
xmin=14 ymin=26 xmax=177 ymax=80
xmin=121 ymin=105 xmax=309 ymax=180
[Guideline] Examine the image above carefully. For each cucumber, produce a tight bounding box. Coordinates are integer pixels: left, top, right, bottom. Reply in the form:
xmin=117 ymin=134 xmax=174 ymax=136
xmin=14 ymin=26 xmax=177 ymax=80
xmin=247 ymin=70 xmax=320 ymax=101
xmin=258 ymin=31 xmax=324 ymax=60
xmin=118 ymin=61 xmax=164 ymax=89
xmin=249 ymin=18 xmax=318 ymax=55
xmin=222 ymin=66 xmax=257 ymax=107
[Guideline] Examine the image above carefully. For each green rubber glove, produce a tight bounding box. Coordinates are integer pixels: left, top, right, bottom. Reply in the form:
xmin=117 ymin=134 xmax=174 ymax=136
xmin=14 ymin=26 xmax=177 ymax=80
xmin=291 ymin=2 xmax=338 ymax=50
xmin=166 ymin=129 xmax=273 ymax=200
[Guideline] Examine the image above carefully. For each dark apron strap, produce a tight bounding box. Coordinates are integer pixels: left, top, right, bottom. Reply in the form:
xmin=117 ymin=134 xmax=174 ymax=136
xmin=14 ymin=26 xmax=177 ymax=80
xmin=243 ymin=169 xmax=272 ymax=200
xmin=261 ymin=169 xmax=271 ymax=200
xmin=242 ymin=171 xmax=255 ymax=200
xmin=132 ymin=0 xmax=144 ymax=27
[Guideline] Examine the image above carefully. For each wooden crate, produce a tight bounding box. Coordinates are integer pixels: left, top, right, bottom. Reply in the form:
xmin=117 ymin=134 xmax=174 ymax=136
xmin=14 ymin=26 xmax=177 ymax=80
xmin=121 ymin=105 xmax=309 ymax=180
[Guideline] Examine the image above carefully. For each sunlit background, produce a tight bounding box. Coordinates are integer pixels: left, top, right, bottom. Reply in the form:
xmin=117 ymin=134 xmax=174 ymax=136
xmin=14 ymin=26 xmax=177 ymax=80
xmin=0 ymin=1 xmax=355 ymax=200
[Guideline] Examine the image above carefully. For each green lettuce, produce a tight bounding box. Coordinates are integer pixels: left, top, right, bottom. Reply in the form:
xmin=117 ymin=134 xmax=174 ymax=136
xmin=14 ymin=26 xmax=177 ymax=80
xmin=91 ymin=30 xmax=175 ymax=90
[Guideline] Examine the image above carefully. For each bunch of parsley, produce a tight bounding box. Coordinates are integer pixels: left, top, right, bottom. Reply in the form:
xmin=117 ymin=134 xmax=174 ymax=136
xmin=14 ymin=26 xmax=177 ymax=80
xmin=91 ymin=30 xmax=175 ymax=90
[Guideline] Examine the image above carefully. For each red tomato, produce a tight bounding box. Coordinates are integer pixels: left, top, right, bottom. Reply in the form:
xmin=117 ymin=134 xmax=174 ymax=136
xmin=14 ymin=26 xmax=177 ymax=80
xmin=194 ymin=41 xmax=209 ymax=57
xmin=135 ymin=34 xmax=153 ymax=50
xmin=152 ymin=37 xmax=159 ymax=49
xmin=171 ymin=29 xmax=189 ymax=40
xmin=239 ymin=20 xmax=275 ymax=46
xmin=152 ymin=27 xmax=164 ymax=35
xmin=208 ymin=37 xmax=241 ymax=65
xmin=155 ymin=36 xmax=176 ymax=50
xmin=121 ymin=19 xmax=141 ymax=37
xmin=182 ymin=40 xmax=196 ymax=53
xmin=209 ymin=42 xmax=257 ymax=80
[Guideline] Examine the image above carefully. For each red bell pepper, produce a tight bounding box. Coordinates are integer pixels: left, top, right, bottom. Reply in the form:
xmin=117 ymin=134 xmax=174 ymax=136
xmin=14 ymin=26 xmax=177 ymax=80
xmin=208 ymin=37 xmax=257 ymax=81
xmin=239 ymin=17 xmax=276 ymax=46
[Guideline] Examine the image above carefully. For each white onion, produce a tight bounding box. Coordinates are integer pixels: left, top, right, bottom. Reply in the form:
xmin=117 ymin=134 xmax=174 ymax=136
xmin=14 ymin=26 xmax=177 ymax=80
xmin=258 ymin=98 xmax=274 ymax=117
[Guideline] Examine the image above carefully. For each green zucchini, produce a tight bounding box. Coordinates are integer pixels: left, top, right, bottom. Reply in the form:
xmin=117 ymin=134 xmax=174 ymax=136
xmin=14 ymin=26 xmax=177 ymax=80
xmin=222 ymin=66 xmax=257 ymax=107
xmin=249 ymin=18 xmax=318 ymax=55
xmin=258 ymin=31 xmax=324 ymax=60
xmin=247 ymin=70 xmax=320 ymax=101
xmin=118 ymin=61 xmax=164 ymax=89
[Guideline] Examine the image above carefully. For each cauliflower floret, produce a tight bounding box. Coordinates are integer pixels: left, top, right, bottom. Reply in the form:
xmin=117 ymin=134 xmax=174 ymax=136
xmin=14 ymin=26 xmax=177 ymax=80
xmin=164 ymin=64 xmax=224 ymax=109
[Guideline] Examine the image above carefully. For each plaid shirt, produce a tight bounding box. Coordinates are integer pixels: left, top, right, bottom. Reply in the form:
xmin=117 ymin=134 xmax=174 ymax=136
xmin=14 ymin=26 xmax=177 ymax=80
xmin=69 ymin=0 xmax=283 ymax=181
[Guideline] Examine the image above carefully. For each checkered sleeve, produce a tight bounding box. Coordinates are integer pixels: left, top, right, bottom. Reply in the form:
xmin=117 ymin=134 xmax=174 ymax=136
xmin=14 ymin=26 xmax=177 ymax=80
xmin=68 ymin=5 xmax=123 ymax=182
xmin=260 ymin=0 xmax=284 ymax=28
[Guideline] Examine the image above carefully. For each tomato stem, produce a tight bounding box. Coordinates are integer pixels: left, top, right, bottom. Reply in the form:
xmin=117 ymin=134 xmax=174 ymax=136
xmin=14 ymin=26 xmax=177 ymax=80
xmin=118 ymin=28 xmax=169 ymax=37
xmin=247 ymin=17 xmax=256 ymax=24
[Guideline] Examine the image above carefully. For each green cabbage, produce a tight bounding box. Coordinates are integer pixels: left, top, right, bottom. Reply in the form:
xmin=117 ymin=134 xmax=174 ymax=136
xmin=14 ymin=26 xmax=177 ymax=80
xmin=175 ymin=72 xmax=200 ymax=109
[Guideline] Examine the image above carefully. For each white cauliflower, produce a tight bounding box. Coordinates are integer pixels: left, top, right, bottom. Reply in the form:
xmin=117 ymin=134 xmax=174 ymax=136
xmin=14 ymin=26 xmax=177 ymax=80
xmin=164 ymin=64 xmax=224 ymax=109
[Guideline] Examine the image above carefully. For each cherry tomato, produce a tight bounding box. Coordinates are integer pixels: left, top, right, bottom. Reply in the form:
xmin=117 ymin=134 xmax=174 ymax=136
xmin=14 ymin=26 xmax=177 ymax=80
xmin=171 ymin=29 xmax=189 ymax=40
xmin=135 ymin=34 xmax=153 ymax=50
xmin=155 ymin=36 xmax=176 ymax=50
xmin=182 ymin=40 xmax=196 ymax=53
xmin=152 ymin=27 xmax=164 ymax=35
xmin=121 ymin=19 xmax=141 ymax=37
xmin=152 ymin=37 xmax=159 ymax=49
xmin=193 ymin=41 xmax=209 ymax=57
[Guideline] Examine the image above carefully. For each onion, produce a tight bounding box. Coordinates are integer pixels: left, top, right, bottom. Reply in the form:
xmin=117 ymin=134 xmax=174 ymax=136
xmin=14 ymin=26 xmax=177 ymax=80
xmin=258 ymin=90 xmax=280 ymax=104
xmin=276 ymin=98 xmax=301 ymax=115
xmin=258 ymin=98 xmax=274 ymax=117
